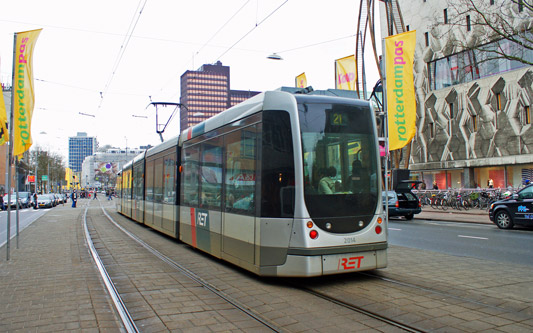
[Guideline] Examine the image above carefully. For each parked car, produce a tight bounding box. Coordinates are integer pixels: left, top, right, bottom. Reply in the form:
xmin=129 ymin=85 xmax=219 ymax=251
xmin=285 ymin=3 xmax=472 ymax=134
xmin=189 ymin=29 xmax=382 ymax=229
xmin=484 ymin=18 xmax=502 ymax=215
xmin=3 ymin=194 xmax=21 ymax=209
xmin=18 ymin=191 xmax=32 ymax=208
xmin=383 ymin=181 xmax=422 ymax=220
xmin=37 ymin=194 xmax=55 ymax=209
xmin=489 ymin=184 xmax=533 ymax=229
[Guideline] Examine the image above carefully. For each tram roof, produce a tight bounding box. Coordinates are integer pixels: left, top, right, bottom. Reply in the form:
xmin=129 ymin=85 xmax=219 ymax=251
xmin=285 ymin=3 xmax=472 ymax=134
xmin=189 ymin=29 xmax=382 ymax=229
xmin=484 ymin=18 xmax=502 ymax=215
xmin=146 ymin=135 xmax=179 ymax=158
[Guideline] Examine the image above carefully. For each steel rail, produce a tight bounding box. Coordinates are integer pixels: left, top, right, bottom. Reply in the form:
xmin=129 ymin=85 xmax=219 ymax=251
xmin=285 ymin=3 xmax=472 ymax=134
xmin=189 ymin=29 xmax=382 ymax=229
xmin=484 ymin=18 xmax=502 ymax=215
xmin=82 ymin=205 xmax=139 ymax=333
xmin=100 ymin=206 xmax=282 ymax=333
xmin=295 ymin=285 xmax=425 ymax=333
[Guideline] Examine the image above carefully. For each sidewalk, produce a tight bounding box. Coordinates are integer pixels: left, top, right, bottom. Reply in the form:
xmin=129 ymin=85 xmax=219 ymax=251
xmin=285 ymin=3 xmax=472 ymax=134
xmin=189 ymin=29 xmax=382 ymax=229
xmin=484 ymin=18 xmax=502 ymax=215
xmin=0 ymin=199 xmax=122 ymax=331
xmin=416 ymin=206 xmax=492 ymax=224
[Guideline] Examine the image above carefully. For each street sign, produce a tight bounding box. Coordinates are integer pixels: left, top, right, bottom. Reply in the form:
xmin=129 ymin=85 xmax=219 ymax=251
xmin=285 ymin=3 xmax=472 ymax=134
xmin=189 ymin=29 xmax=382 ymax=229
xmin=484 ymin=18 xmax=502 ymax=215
xmin=27 ymin=175 xmax=35 ymax=183
xmin=41 ymin=175 xmax=48 ymax=181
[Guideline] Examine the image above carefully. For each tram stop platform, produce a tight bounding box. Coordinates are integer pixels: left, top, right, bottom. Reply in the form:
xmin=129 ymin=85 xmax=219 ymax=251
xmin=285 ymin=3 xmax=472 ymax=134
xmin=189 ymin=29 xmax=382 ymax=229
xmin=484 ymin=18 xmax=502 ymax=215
xmin=0 ymin=199 xmax=500 ymax=331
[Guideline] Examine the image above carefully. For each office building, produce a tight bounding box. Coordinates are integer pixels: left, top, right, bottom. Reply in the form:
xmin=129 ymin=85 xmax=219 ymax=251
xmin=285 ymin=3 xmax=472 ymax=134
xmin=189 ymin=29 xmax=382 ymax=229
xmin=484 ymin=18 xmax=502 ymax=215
xmin=179 ymin=61 xmax=260 ymax=132
xmin=69 ymin=132 xmax=97 ymax=172
xmin=381 ymin=0 xmax=533 ymax=188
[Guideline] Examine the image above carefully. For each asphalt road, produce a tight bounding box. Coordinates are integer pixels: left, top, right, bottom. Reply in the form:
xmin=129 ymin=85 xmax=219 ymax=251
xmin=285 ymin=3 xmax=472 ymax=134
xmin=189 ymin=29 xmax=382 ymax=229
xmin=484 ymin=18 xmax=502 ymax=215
xmin=388 ymin=217 xmax=533 ymax=267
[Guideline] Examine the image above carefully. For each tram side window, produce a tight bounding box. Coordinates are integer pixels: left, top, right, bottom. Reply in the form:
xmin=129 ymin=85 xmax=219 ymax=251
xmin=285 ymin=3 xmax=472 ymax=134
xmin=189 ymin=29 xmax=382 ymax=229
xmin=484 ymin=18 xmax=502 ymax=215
xmin=133 ymin=164 xmax=143 ymax=200
xmin=181 ymin=146 xmax=200 ymax=207
xmin=163 ymin=153 xmax=176 ymax=204
xmin=154 ymin=157 xmax=164 ymax=203
xmin=145 ymin=160 xmax=154 ymax=202
xmin=225 ymin=125 xmax=257 ymax=215
xmin=200 ymin=137 xmax=223 ymax=209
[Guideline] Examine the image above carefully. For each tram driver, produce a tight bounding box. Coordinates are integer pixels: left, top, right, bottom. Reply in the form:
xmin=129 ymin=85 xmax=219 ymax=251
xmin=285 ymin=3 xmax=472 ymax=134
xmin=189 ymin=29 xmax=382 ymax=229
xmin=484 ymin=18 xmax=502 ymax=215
xmin=318 ymin=166 xmax=339 ymax=194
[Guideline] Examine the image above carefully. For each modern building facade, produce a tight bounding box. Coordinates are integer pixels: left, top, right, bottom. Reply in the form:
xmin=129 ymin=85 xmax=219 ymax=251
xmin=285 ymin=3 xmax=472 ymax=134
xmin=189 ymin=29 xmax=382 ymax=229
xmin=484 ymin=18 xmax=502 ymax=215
xmin=81 ymin=147 xmax=144 ymax=189
xmin=381 ymin=0 xmax=533 ymax=189
xmin=68 ymin=132 xmax=97 ymax=172
xmin=179 ymin=61 xmax=260 ymax=132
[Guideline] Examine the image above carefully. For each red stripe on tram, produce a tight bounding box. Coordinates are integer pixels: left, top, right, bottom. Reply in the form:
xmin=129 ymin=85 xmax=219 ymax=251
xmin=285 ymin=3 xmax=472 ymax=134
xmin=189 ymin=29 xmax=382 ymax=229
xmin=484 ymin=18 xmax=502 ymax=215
xmin=190 ymin=207 xmax=197 ymax=248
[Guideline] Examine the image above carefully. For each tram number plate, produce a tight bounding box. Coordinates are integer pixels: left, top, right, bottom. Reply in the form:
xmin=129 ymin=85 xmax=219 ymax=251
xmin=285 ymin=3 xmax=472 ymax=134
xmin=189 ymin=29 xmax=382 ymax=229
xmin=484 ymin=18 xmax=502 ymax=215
xmin=322 ymin=251 xmax=376 ymax=273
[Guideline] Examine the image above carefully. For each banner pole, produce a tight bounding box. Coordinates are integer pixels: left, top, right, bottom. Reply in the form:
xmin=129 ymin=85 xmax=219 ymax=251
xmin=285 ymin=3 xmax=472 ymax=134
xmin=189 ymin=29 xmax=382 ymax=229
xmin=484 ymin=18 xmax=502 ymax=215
xmin=15 ymin=159 xmax=20 ymax=249
xmin=6 ymin=33 xmax=17 ymax=260
xmin=382 ymin=37 xmax=389 ymax=226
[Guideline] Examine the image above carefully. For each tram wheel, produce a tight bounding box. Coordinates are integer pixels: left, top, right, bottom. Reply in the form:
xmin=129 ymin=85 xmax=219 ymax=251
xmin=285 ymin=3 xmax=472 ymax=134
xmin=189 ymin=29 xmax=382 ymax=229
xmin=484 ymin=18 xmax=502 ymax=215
xmin=495 ymin=210 xmax=514 ymax=229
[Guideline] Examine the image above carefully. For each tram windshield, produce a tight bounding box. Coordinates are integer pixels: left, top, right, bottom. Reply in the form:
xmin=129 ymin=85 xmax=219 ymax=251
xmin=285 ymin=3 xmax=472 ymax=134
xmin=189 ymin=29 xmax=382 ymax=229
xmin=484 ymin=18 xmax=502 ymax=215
xmin=298 ymin=99 xmax=379 ymax=227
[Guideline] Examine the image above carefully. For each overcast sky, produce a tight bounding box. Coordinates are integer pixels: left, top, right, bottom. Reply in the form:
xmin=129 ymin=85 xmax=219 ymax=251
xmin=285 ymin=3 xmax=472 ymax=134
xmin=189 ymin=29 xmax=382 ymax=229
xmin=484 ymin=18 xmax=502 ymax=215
xmin=0 ymin=0 xmax=382 ymax=160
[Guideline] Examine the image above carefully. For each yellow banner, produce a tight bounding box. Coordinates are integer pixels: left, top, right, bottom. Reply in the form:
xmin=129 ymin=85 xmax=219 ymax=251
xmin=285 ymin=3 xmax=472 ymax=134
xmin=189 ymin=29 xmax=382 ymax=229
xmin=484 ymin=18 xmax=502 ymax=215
xmin=13 ymin=29 xmax=42 ymax=157
xmin=296 ymin=72 xmax=307 ymax=88
xmin=335 ymin=55 xmax=356 ymax=90
xmin=0 ymin=80 xmax=8 ymax=146
xmin=385 ymin=30 xmax=416 ymax=151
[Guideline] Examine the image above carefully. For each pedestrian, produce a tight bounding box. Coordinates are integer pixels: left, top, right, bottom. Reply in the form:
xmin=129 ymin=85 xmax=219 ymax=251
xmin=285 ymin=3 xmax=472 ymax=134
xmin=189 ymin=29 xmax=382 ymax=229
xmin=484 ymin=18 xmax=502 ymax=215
xmin=71 ymin=190 xmax=78 ymax=208
xmin=0 ymin=194 xmax=4 ymax=211
xmin=94 ymin=191 xmax=97 ymax=200
xmin=33 ymin=192 xmax=38 ymax=209
xmin=432 ymin=181 xmax=438 ymax=190
xmin=488 ymin=178 xmax=494 ymax=188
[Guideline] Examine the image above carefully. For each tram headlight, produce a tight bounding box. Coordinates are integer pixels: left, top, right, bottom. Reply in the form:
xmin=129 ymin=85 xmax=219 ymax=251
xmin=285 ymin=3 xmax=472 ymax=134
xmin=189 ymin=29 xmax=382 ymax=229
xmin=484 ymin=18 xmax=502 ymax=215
xmin=309 ymin=230 xmax=319 ymax=239
xmin=325 ymin=222 xmax=332 ymax=230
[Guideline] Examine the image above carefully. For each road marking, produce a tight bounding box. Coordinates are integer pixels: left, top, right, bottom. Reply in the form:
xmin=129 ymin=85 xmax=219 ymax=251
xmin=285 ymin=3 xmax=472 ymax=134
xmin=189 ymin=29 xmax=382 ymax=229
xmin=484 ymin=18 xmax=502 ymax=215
xmin=388 ymin=228 xmax=402 ymax=231
xmin=458 ymin=235 xmax=488 ymax=240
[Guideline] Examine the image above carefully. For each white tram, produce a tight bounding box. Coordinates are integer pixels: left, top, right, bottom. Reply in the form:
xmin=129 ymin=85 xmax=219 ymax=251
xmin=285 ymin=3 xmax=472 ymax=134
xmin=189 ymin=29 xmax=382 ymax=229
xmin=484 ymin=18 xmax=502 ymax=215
xmin=117 ymin=88 xmax=387 ymax=277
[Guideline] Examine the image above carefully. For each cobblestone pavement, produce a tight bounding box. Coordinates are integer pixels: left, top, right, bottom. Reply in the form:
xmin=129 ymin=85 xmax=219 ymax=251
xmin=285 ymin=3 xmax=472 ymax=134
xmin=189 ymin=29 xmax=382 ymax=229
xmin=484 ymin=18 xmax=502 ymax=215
xmin=0 ymin=200 xmax=122 ymax=332
xmin=0 ymin=199 xmax=530 ymax=332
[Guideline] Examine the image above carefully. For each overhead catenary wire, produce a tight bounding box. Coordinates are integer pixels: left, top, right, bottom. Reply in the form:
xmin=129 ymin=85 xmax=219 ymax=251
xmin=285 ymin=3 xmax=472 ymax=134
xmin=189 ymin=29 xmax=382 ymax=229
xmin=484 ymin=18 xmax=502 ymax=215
xmin=149 ymin=0 xmax=256 ymax=101
xmin=98 ymin=0 xmax=149 ymax=111
xmin=214 ymin=0 xmax=289 ymax=62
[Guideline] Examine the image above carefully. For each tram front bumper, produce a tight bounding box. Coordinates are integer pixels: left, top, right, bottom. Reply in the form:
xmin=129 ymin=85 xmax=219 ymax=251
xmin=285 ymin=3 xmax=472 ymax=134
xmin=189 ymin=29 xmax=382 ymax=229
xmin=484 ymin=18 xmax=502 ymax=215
xmin=263 ymin=248 xmax=387 ymax=277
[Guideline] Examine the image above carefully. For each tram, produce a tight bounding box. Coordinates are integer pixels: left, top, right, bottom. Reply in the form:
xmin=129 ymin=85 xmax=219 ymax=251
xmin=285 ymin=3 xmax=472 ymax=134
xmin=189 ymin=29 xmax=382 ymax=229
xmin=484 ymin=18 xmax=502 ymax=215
xmin=116 ymin=88 xmax=387 ymax=277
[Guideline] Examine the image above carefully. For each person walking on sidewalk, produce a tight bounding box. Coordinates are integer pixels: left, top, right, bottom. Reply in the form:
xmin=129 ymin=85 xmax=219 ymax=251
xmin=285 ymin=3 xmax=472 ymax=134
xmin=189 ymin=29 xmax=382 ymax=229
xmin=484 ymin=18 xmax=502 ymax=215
xmin=93 ymin=191 xmax=97 ymax=200
xmin=33 ymin=192 xmax=38 ymax=209
xmin=71 ymin=190 xmax=78 ymax=208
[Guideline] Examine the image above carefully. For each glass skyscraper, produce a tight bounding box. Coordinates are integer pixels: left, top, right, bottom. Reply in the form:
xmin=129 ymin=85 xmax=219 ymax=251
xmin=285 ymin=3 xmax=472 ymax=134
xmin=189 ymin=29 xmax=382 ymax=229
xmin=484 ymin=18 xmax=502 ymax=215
xmin=69 ymin=132 xmax=97 ymax=172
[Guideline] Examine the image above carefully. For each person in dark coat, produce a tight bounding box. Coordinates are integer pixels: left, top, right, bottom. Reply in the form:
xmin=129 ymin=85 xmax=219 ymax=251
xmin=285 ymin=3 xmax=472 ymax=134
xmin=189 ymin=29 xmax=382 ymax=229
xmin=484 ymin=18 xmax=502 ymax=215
xmin=71 ymin=190 xmax=78 ymax=208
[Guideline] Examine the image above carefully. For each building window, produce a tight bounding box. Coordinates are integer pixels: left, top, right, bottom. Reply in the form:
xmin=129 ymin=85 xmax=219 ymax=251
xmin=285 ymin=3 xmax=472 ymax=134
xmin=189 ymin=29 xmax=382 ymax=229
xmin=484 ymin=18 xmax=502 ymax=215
xmin=428 ymin=34 xmax=533 ymax=91
xmin=466 ymin=15 xmax=471 ymax=31
xmin=496 ymin=93 xmax=502 ymax=110
xmin=449 ymin=102 xmax=454 ymax=118
xmin=444 ymin=9 xmax=448 ymax=24
xmin=524 ymin=105 xmax=531 ymax=125
xmin=519 ymin=0 xmax=524 ymax=12
xmin=406 ymin=25 xmax=410 ymax=31
xmin=472 ymin=114 xmax=478 ymax=132
xmin=424 ymin=32 xmax=429 ymax=47
xmin=429 ymin=122 xmax=434 ymax=138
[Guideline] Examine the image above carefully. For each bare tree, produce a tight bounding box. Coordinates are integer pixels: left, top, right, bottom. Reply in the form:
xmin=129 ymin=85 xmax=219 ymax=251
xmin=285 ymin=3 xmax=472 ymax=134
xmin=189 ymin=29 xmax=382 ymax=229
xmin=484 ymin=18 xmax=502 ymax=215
xmin=435 ymin=0 xmax=533 ymax=65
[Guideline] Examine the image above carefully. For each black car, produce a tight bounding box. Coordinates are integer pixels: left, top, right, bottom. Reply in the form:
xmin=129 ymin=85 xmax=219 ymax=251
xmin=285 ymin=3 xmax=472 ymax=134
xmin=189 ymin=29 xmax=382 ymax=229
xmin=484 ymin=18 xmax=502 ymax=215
xmin=489 ymin=184 xmax=533 ymax=229
xmin=383 ymin=180 xmax=422 ymax=220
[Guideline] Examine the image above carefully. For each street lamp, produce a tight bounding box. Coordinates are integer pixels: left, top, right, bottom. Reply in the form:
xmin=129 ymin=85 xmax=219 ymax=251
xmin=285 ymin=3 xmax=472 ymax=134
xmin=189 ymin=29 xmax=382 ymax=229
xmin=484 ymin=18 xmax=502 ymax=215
xmin=267 ymin=53 xmax=283 ymax=60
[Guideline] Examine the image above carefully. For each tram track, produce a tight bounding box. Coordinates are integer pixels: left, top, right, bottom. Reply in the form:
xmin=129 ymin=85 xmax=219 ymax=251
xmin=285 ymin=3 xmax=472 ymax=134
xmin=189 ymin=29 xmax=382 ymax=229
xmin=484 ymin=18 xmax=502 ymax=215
xmin=89 ymin=202 xmax=532 ymax=332
xmin=84 ymin=202 xmax=282 ymax=332
xmin=92 ymin=203 xmax=424 ymax=332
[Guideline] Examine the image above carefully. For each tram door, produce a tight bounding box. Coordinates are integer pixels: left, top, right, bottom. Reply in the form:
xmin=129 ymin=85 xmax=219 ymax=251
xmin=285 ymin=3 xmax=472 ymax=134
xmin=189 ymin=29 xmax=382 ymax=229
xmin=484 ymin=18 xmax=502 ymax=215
xmin=221 ymin=126 xmax=258 ymax=265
